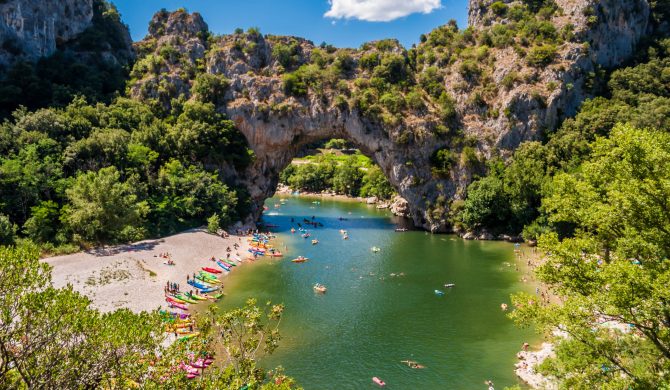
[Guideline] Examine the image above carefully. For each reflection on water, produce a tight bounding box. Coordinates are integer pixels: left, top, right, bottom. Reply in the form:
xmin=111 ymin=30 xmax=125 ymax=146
xmin=218 ymin=196 xmax=536 ymax=389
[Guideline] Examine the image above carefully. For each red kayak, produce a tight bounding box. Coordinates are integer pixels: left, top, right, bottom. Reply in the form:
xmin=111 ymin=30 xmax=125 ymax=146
xmin=202 ymin=267 xmax=222 ymax=274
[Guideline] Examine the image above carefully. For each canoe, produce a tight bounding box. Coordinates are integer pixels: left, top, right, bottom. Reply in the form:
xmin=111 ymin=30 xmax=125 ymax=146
xmin=292 ymin=257 xmax=308 ymax=263
xmin=216 ymin=261 xmax=231 ymax=272
xmin=444 ymin=283 xmax=455 ymax=288
xmin=373 ymin=377 xmax=386 ymax=387
xmin=202 ymin=267 xmax=222 ymax=274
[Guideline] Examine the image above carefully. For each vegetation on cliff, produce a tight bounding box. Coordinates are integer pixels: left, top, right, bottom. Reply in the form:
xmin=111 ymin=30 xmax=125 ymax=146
xmin=0 ymin=0 xmax=133 ymax=118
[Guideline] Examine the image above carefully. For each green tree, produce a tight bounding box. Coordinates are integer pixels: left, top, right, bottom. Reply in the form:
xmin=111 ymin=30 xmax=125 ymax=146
xmin=0 ymin=214 xmax=17 ymax=245
xmin=62 ymin=166 xmax=148 ymax=243
xmin=360 ymin=165 xmax=395 ymax=200
xmin=511 ymin=125 xmax=670 ymax=388
xmin=22 ymin=201 xmax=60 ymax=243
xmin=332 ymin=157 xmax=364 ymax=196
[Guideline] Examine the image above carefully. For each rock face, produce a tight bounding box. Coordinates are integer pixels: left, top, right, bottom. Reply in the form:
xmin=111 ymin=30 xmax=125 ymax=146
xmin=0 ymin=0 xmax=94 ymax=68
xmin=129 ymin=2 xmax=651 ymax=232
xmin=0 ymin=0 xmax=134 ymax=72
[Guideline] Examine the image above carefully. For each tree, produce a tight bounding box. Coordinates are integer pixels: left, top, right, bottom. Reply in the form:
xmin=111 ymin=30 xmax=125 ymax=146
xmin=360 ymin=165 xmax=395 ymax=200
xmin=22 ymin=201 xmax=60 ymax=243
xmin=62 ymin=166 xmax=148 ymax=243
xmin=0 ymin=214 xmax=16 ymax=245
xmin=152 ymin=160 xmax=237 ymax=235
xmin=332 ymin=157 xmax=364 ymax=196
xmin=198 ymin=299 xmax=285 ymax=382
xmin=510 ymin=125 xmax=670 ymax=388
xmin=0 ymin=243 xmax=300 ymax=388
xmin=0 ymin=244 xmax=163 ymax=388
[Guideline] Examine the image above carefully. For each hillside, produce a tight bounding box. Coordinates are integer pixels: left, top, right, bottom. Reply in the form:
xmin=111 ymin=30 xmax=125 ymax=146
xmin=127 ymin=1 xmax=652 ymax=232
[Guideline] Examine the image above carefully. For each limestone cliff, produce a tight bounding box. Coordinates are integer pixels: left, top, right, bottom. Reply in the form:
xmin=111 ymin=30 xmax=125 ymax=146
xmin=0 ymin=0 xmax=133 ymax=70
xmin=128 ymin=2 xmax=651 ymax=232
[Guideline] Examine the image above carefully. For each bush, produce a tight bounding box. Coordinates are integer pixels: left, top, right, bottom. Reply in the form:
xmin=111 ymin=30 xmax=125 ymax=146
xmin=283 ymin=73 xmax=307 ymax=97
xmin=526 ymin=44 xmax=557 ymax=67
xmin=430 ymin=148 xmax=456 ymax=177
xmin=207 ymin=213 xmax=220 ymax=234
xmin=491 ymin=1 xmax=508 ymax=16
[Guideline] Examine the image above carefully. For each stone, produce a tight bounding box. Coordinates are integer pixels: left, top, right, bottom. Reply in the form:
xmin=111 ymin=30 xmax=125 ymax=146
xmin=462 ymin=232 xmax=476 ymax=240
xmin=366 ymin=197 xmax=378 ymax=204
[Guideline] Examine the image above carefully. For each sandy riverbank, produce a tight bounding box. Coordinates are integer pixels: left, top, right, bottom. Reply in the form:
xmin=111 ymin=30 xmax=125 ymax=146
xmin=45 ymin=228 xmax=252 ymax=313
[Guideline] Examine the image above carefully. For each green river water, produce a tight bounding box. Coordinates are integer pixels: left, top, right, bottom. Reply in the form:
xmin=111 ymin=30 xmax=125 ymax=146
xmin=217 ymin=195 xmax=537 ymax=389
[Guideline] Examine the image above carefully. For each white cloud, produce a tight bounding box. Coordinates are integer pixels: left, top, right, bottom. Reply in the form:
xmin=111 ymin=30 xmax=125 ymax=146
xmin=325 ymin=0 xmax=442 ymax=22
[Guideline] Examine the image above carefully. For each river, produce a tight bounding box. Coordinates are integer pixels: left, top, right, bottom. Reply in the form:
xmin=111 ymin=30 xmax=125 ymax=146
xmin=218 ymin=195 xmax=537 ymax=389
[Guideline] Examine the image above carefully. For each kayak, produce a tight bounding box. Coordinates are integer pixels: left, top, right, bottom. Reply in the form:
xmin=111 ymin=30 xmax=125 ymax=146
xmin=220 ymin=259 xmax=237 ymax=266
xmin=166 ymin=295 xmax=187 ymax=304
xmin=175 ymin=294 xmax=198 ymax=304
xmin=216 ymin=261 xmax=231 ymax=272
xmin=188 ymin=293 xmax=208 ymax=301
xmin=196 ymin=274 xmax=221 ymax=284
xmin=199 ymin=285 xmax=219 ymax=293
xmin=292 ymin=257 xmax=308 ymax=263
xmin=188 ymin=279 xmax=211 ymax=290
xmin=202 ymin=267 xmax=222 ymax=274
xmin=199 ymin=270 xmax=220 ymax=279
xmin=373 ymin=377 xmax=386 ymax=387
xmin=434 ymin=290 xmax=445 ymax=296
xmin=178 ymin=332 xmax=199 ymax=342
xmin=168 ymin=301 xmax=189 ymax=311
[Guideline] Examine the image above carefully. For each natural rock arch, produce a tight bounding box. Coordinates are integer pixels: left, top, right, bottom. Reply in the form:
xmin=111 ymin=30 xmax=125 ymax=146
xmin=228 ymin=99 xmax=456 ymax=231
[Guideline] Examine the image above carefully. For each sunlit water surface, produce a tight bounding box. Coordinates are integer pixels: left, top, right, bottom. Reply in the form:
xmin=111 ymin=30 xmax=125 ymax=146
xmin=217 ymin=196 xmax=536 ymax=389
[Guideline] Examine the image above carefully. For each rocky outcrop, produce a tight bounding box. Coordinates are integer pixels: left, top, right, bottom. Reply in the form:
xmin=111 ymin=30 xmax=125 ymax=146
xmin=390 ymin=196 xmax=410 ymax=218
xmin=129 ymin=2 xmax=651 ymax=232
xmin=0 ymin=0 xmax=133 ymax=71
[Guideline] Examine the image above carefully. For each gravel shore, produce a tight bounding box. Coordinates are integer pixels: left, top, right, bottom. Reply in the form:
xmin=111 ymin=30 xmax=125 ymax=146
xmin=45 ymin=228 xmax=252 ymax=313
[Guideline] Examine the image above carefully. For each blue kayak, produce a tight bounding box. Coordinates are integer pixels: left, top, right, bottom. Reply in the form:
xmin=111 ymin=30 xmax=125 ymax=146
xmin=216 ymin=260 xmax=231 ymax=272
xmin=188 ymin=279 xmax=210 ymax=290
xmin=200 ymin=286 xmax=219 ymax=293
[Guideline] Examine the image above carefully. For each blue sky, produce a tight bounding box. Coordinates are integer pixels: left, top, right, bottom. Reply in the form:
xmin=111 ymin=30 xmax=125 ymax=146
xmin=110 ymin=0 xmax=469 ymax=49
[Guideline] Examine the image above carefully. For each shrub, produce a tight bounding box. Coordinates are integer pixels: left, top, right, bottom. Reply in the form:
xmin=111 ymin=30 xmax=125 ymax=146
xmin=526 ymin=44 xmax=557 ymax=67
xmin=430 ymin=148 xmax=456 ymax=177
xmin=283 ymin=73 xmax=307 ymax=97
xmin=491 ymin=1 xmax=508 ymax=15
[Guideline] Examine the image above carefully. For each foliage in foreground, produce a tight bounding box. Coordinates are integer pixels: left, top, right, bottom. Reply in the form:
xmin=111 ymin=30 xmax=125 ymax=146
xmin=510 ymin=125 xmax=670 ymax=388
xmin=0 ymin=243 xmax=299 ymax=389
